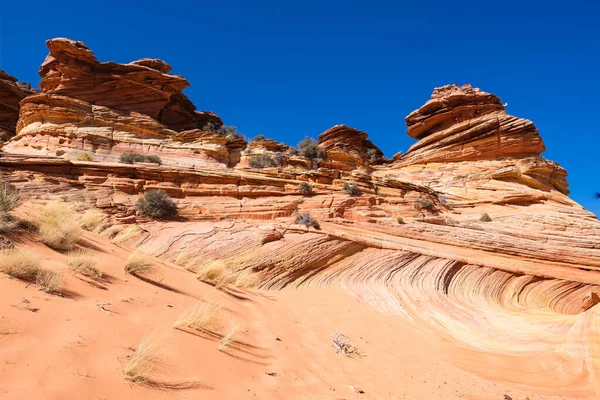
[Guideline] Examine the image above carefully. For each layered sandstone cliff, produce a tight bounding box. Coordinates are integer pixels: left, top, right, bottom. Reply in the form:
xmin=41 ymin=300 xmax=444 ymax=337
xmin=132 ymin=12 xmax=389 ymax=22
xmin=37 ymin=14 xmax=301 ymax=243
xmin=0 ymin=70 xmax=35 ymax=142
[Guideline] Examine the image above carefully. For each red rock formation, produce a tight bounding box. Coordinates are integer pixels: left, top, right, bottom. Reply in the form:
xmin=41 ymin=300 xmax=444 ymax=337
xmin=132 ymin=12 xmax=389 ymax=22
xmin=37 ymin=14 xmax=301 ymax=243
xmin=0 ymin=70 xmax=35 ymax=141
xmin=318 ymin=124 xmax=383 ymax=170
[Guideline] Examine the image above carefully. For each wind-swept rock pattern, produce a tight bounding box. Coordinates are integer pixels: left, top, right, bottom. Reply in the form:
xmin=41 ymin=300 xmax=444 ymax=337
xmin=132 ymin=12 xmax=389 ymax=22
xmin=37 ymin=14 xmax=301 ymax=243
xmin=1 ymin=39 xmax=600 ymax=399
xmin=0 ymin=70 xmax=35 ymax=142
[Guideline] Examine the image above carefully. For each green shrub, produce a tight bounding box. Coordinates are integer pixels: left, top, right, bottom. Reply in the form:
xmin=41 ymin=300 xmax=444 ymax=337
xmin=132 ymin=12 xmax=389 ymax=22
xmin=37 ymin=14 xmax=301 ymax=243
xmin=298 ymin=182 xmax=313 ymax=196
xmin=202 ymin=123 xmax=243 ymax=139
xmin=136 ymin=190 xmax=177 ymax=219
xmin=119 ymin=153 xmax=162 ymax=165
xmin=415 ymin=198 xmax=434 ymax=211
xmin=480 ymin=213 xmax=492 ymax=222
xmin=298 ymin=137 xmax=326 ymax=161
xmin=343 ymin=182 xmax=361 ymax=196
xmin=248 ymin=154 xmax=276 ymax=169
xmin=294 ymin=211 xmax=320 ymax=229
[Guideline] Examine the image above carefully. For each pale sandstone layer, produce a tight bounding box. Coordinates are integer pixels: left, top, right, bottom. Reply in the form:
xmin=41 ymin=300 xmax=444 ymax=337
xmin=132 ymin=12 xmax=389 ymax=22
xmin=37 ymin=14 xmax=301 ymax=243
xmin=1 ymin=48 xmax=599 ymax=399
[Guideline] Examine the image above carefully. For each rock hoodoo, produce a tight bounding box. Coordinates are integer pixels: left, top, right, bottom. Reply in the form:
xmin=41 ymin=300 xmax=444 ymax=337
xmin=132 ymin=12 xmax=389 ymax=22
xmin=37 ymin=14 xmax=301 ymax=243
xmin=318 ymin=124 xmax=383 ymax=170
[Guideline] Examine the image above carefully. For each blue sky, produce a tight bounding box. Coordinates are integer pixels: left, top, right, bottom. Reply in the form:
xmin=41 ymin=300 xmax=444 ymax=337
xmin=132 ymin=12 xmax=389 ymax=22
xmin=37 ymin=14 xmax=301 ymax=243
xmin=1 ymin=0 xmax=598 ymax=215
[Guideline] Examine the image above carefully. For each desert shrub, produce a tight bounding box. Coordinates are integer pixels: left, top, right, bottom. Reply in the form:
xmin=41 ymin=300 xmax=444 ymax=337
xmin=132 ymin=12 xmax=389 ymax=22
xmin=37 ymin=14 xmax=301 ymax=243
xmin=251 ymin=134 xmax=266 ymax=143
xmin=136 ymin=190 xmax=177 ymax=219
xmin=203 ymin=123 xmax=243 ymax=139
xmin=67 ymin=250 xmax=102 ymax=279
xmin=343 ymin=182 xmax=361 ymax=196
xmin=124 ymin=252 xmax=157 ymax=278
xmin=273 ymin=152 xmax=286 ymax=167
xmin=30 ymin=201 xmax=81 ymax=250
xmin=294 ymin=211 xmax=320 ymax=229
xmin=248 ymin=154 xmax=276 ymax=169
xmin=173 ymin=300 xmax=222 ymax=331
xmin=397 ymin=217 xmax=404 ymax=224
xmin=298 ymin=182 xmax=313 ymax=196
xmin=119 ymin=153 xmax=162 ymax=165
xmin=0 ymin=181 xmax=21 ymax=215
xmin=415 ymin=198 xmax=435 ymax=211
xmin=331 ymin=330 xmax=360 ymax=357
xmin=79 ymin=208 xmax=108 ymax=232
xmin=287 ymin=146 xmax=299 ymax=156
xmin=218 ymin=323 xmax=240 ymax=351
xmin=480 ymin=213 xmax=492 ymax=222
xmin=0 ymin=249 xmax=40 ymax=280
xmin=76 ymin=152 xmax=94 ymax=161
xmin=36 ymin=269 xmax=63 ymax=294
xmin=123 ymin=336 xmax=160 ymax=385
xmin=195 ymin=260 xmax=229 ymax=286
xmin=298 ymin=137 xmax=326 ymax=162
xmin=366 ymin=148 xmax=379 ymax=163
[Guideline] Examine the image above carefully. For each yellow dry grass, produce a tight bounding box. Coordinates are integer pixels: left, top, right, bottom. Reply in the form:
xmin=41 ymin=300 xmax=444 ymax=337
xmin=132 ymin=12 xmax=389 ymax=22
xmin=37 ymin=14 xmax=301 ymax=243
xmin=36 ymin=269 xmax=63 ymax=294
xmin=123 ymin=336 xmax=160 ymax=385
xmin=79 ymin=208 xmax=107 ymax=232
xmin=0 ymin=248 xmax=40 ymax=280
xmin=218 ymin=323 xmax=240 ymax=351
xmin=110 ymin=224 xmax=143 ymax=244
xmin=124 ymin=251 xmax=157 ymax=278
xmin=67 ymin=250 xmax=102 ymax=279
xmin=173 ymin=300 xmax=222 ymax=331
xmin=29 ymin=201 xmax=81 ymax=250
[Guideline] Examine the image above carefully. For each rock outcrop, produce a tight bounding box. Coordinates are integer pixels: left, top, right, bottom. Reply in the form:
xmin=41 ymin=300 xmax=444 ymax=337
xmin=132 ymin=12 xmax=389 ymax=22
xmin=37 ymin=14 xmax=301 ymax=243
xmin=4 ymin=38 xmax=240 ymax=167
xmin=318 ymin=124 xmax=383 ymax=170
xmin=0 ymin=70 xmax=35 ymax=141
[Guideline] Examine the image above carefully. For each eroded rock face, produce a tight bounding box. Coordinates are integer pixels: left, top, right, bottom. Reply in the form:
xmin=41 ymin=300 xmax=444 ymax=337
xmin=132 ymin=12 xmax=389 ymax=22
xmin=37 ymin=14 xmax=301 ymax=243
xmin=318 ymin=124 xmax=384 ymax=170
xmin=401 ymin=84 xmax=545 ymax=164
xmin=0 ymin=70 xmax=36 ymax=141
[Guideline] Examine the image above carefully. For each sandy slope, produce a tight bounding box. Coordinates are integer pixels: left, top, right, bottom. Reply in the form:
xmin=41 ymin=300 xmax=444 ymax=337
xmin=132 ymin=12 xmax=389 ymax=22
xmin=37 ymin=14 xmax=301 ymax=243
xmin=0 ymin=230 xmax=579 ymax=400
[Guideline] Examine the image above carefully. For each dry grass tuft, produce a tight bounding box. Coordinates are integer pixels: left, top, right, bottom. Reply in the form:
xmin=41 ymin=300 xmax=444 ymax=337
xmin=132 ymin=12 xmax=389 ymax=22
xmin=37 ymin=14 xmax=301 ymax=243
xmin=109 ymin=224 xmax=143 ymax=244
xmin=0 ymin=249 xmax=41 ymax=280
xmin=173 ymin=300 xmax=222 ymax=331
xmin=36 ymin=269 xmax=64 ymax=294
xmin=123 ymin=336 xmax=160 ymax=385
xmin=67 ymin=250 xmax=102 ymax=279
xmin=218 ymin=323 xmax=240 ymax=351
xmin=79 ymin=208 xmax=108 ymax=232
xmin=29 ymin=201 xmax=81 ymax=250
xmin=124 ymin=252 xmax=157 ymax=278
xmin=196 ymin=260 xmax=230 ymax=287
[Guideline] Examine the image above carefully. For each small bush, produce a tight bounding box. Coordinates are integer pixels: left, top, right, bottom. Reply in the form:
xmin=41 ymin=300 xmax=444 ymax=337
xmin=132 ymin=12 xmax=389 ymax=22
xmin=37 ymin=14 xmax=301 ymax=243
xmin=287 ymin=146 xmax=299 ymax=156
xmin=273 ymin=153 xmax=286 ymax=167
xmin=202 ymin=123 xmax=243 ymax=139
xmin=79 ymin=208 xmax=108 ymax=232
xmin=173 ymin=300 xmax=222 ymax=331
xmin=36 ymin=269 xmax=63 ymax=294
xmin=123 ymin=336 xmax=160 ymax=385
xmin=0 ymin=249 xmax=40 ymax=280
xmin=248 ymin=154 xmax=276 ymax=169
xmin=124 ymin=252 xmax=157 ymax=278
xmin=251 ymin=134 xmax=266 ymax=143
xmin=480 ymin=213 xmax=492 ymax=222
xmin=397 ymin=217 xmax=404 ymax=224
xmin=218 ymin=323 xmax=240 ymax=351
xmin=0 ymin=181 xmax=21 ymax=215
xmin=76 ymin=152 xmax=94 ymax=161
xmin=294 ymin=211 xmax=320 ymax=229
xmin=415 ymin=198 xmax=435 ymax=211
xmin=30 ymin=201 xmax=81 ymax=250
xmin=366 ymin=148 xmax=379 ymax=163
xmin=298 ymin=182 xmax=313 ymax=196
xmin=136 ymin=190 xmax=177 ymax=219
xmin=343 ymin=182 xmax=361 ymax=196
xmin=119 ymin=153 xmax=162 ymax=165
xmin=67 ymin=250 xmax=102 ymax=279
xmin=298 ymin=137 xmax=326 ymax=162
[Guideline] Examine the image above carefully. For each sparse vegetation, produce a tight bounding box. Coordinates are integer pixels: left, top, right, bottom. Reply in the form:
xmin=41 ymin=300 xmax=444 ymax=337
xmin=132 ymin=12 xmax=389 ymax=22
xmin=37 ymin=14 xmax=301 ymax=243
xmin=218 ymin=323 xmax=240 ymax=351
xmin=331 ymin=331 xmax=361 ymax=357
xmin=123 ymin=336 xmax=160 ymax=385
xmin=343 ymin=182 xmax=361 ymax=196
xmin=109 ymin=224 xmax=143 ymax=244
xmin=136 ymin=189 xmax=177 ymax=219
xmin=366 ymin=148 xmax=379 ymax=163
xmin=119 ymin=153 xmax=162 ymax=165
xmin=36 ymin=269 xmax=63 ymax=294
xmin=76 ymin=152 xmax=94 ymax=161
xmin=173 ymin=301 xmax=222 ymax=331
xmin=287 ymin=146 xmax=299 ymax=156
xmin=480 ymin=213 xmax=492 ymax=222
xmin=195 ymin=260 xmax=229 ymax=286
xmin=248 ymin=154 xmax=276 ymax=169
xmin=30 ymin=201 xmax=81 ymax=250
xmin=0 ymin=249 xmax=40 ymax=280
xmin=251 ymin=134 xmax=266 ymax=142
xmin=79 ymin=208 xmax=108 ymax=232
xmin=298 ymin=182 xmax=313 ymax=196
xmin=397 ymin=217 xmax=404 ymax=224
xmin=294 ymin=211 xmax=320 ymax=229
xmin=124 ymin=252 xmax=157 ymax=279
xmin=67 ymin=250 xmax=102 ymax=279
xmin=298 ymin=137 xmax=326 ymax=168
xmin=0 ymin=180 xmax=22 ymax=233
xmin=201 ymin=123 xmax=243 ymax=140
xmin=415 ymin=197 xmax=435 ymax=211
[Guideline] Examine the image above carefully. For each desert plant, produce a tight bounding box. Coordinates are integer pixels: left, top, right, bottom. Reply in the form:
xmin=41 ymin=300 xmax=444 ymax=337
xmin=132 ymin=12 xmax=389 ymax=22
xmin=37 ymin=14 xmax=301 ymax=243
xmin=218 ymin=323 xmax=240 ymax=351
xmin=298 ymin=137 xmax=326 ymax=163
xmin=31 ymin=201 xmax=81 ymax=250
xmin=124 ymin=252 xmax=157 ymax=278
xmin=123 ymin=336 xmax=160 ymax=385
xmin=397 ymin=217 xmax=404 ymax=224
xmin=343 ymin=182 xmax=361 ymax=196
xmin=108 ymin=224 xmax=143 ymax=244
xmin=273 ymin=152 xmax=286 ymax=167
xmin=136 ymin=189 xmax=177 ymax=219
xmin=294 ymin=211 xmax=320 ymax=229
xmin=0 ymin=181 xmax=21 ymax=215
xmin=331 ymin=330 xmax=360 ymax=357
xmin=0 ymin=249 xmax=40 ymax=280
xmin=173 ymin=301 xmax=222 ymax=331
xmin=119 ymin=153 xmax=162 ymax=165
xmin=366 ymin=148 xmax=379 ymax=163
xmin=298 ymin=182 xmax=313 ymax=196
xmin=251 ymin=134 xmax=266 ymax=142
xmin=415 ymin=197 xmax=435 ymax=211
xmin=79 ymin=208 xmax=108 ymax=232
xmin=36 ymin=269 xmax=63 ymax=294
xmin=67 ymin=250 xmax=102 ymax=279
xmin=248 ymin=154 xmax=276 ymax=169
xmin=287 ymin=146 xmax=299 ymax=156
xmin=480 ymin=213 xmax=492 ymax=222
xmin=195 ymin=260 xmax=229 ymax=286
xmin=76 ymin=152 xmax=94 ymax=161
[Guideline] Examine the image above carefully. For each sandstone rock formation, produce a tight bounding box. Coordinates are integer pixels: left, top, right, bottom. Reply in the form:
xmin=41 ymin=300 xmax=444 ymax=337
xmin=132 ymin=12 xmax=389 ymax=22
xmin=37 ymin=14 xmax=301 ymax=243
xmin=0 ymin=70 xmax=35 ymax=142
xmin=318 ymin=124 xmax=383 ymax=170
xmin=1 ymin=41 xmax=600 ymax=399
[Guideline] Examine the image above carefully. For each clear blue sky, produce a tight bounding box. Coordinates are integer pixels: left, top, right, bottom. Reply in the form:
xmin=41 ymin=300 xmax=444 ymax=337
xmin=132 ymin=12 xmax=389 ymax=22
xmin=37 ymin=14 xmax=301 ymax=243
xmin=1 ymin=0 xmax=598 ymax=215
